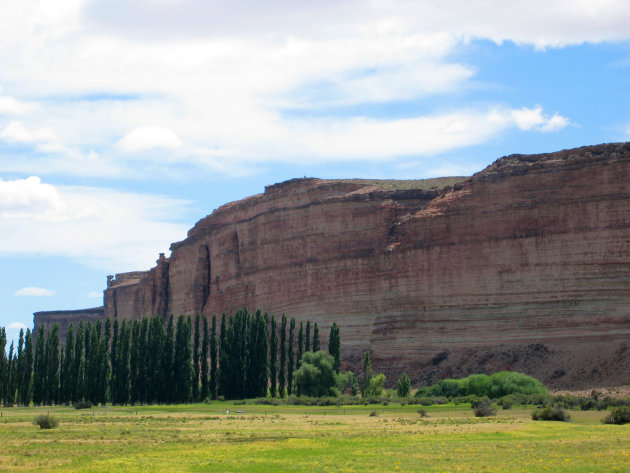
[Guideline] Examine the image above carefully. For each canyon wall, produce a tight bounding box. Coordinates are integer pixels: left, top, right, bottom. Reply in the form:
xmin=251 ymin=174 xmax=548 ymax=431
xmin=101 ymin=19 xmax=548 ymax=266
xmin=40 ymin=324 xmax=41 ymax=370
xmin=37 ymin=142 xmax=630 ymax=388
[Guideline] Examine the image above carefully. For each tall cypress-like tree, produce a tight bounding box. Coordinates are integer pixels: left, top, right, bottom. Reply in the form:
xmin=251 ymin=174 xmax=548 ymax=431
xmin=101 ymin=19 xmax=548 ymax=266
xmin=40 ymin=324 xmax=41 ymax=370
xmin=173 ymin=315 xmax=193 ymax=403
xmin=200 ymin=316 xmax=209 ymax=400
xmin=217 ymin=313 xmax=226 ymax=397
xmin=287 ymin=317 xmax=295 ymax=395
xmin=46 ymin=323 xmax=60 ymax=405
xmin=305 ymin=321 xmax=311 ymax=352
xmin=73 ymin=321 xmax=85 ymax=402
xmin=61 ymin=324 xmax=75 ymax=405
xmin=114 ymin=320 xmax=131 ymax=405
xmin=129 ymin=320 xmax=141 ymax=404
xmin=98 ymin=318 xmax=111 ymax=405
xmin=246 ymin=310 xmax=268 ymax=398
xmin=33 ymin=325 xmax=47 ymax=405
xmin=139 ymin=317 xmax=149 ymax=403
xmin=6 ymin=341 xmax=14 ymax=405
xmin=83 ymin=322 xmax=93 ymax=402
xmin=147 ymin=316 xmax=164 ymax=403
xmin=0 ymin=327 xmax=7 ymax=406
xmin=269 ymin=315 xmax=278 ymax=398
xmin=110 ymin=318 xmax=119 ymax=403
xmin=297 ymin=322 xmax=304 ymax=368
xmin=210 ymin=314 xmax=218 ymax=399
xmin=20 ymin=329 xmax=33 ymax=406
xmin=361 ymin=351 xmax=373 ymax=397
xmin=312 ymin=323 xmax=320 ymax=352
xmin=162 ymin=315 xmax=175 ymax=402
xmin=193 ymin=314 xmax=201 ymax=402
xmin=279 ymin=314 xmax=286 ymax=397
xmin=328 ymin=323 xmax=341 ymax=374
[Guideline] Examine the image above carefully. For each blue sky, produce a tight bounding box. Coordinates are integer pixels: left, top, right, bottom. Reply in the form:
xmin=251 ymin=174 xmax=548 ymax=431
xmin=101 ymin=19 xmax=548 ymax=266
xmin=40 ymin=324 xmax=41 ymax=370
xmin=1 ymin=0 xmax=630 ymax=344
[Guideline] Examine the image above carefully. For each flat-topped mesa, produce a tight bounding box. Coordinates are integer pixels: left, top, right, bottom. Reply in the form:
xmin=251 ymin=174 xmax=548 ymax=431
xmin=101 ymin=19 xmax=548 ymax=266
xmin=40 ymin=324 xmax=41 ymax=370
xmin=37 ymin=142 xmax=630 ymax=389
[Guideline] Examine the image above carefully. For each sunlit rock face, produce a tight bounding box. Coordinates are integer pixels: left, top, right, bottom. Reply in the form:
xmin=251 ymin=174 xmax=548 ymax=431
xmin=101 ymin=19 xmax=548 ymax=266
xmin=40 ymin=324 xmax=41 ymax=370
xmin=44 ymin=142 xmax=630 ymax=389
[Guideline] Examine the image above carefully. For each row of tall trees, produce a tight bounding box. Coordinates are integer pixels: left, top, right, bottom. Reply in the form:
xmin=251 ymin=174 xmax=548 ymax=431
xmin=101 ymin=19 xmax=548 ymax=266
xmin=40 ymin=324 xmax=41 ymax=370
xmin=0 ymin=308 xmax=339 ymax=406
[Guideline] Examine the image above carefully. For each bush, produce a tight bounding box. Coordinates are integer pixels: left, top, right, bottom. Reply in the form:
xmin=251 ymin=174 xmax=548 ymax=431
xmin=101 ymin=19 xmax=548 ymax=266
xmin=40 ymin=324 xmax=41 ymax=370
xmin=417 ymin=409 xmax=428 ymax=417
xmin=472 ymin=398 xmax=496 ymax=417
xmin=33 ymin=414 xmax=59 ymax=429
xmin=369 ymin=410 xmax=378 ymax=417
xmin=532 ymin=406 xmax=571 ymax=422
xmin=603 ymin=406 xmax=630 ymax=425
xmin=73 ymin=401 xmax=92 ymax=409
xmin=396 ymin=373 xmax=411 ymax=397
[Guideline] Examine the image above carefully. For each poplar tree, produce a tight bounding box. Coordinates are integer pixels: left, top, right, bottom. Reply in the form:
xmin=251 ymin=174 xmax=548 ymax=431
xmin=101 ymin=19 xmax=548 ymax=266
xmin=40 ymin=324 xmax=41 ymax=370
xmin=361 ymin=351 xmax=373 ymax=397
xmin=210 ymin=314 xmax=218 ymax=399
xmin=98 ymin=318 xmax=111 ymax=405
xmin=46 ymin=323 xmax=60 ymax=404
xmin=328 ymin=323 xmax=341 ymax=374
xmin=61 ymin=324 xmax=75 ymax=405
xmin=33 ymin=325 xmax=47 ymax=405
xmin=20 ymin=329 xmax=33 ymax=406
xmin=297 ymin=322 xmax=304 ymax=368
xmin=6 ymin=341 xmax=14 ymax=405
xmin=200 ymin=315 xmax=209 ymax=400
xmin=0 ymin=327 xmax=7 ymax=405
xmin=114 ymin=320 xmax=131 ymax=405
xmin=269 ymin=315 xmax=278 ymax=397
xmin=73 ymin=321 xmax=85 ymax=402
xmin=82 ymin=322 xmax=92 ymax=402
xmin=217 ymin=313 xmax=226 ymax=397
xmin=147 ymin=316 xmax=164 ymax=403
xmin=193 ymin=314 xmax=201 ymax=401
xmin=110 ymin=318 xmax=118 ymax=403
xmin=279 ymin=314 xmax=287 ymax=397
xmin=305 ymin=321 xmax=311 ymax=352
xmin=287 ymin=318 xmax=295 ymax=395
xmin=312 ymin=323 xmax=320 ymax=352
xmin=129 ymin=320 xmax=140 ymax=404
xmin=162 ymin=315 xmax=174 ymax=402
xmin=173 ymin=315 xmax=193 ymax=403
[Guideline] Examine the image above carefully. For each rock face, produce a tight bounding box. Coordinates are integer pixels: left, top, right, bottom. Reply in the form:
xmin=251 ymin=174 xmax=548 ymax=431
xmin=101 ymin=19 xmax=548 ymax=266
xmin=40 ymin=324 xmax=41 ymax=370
xmin=33 ymin=307 xmax=105 ymax=344
xmin=36 ymin=142 xmax=630 ymax=389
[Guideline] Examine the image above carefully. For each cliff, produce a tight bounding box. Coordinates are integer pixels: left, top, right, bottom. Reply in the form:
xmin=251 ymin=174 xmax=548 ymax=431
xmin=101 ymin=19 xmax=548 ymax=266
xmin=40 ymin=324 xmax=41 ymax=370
xmin=38 ymin=142 xmax=630 ymax=389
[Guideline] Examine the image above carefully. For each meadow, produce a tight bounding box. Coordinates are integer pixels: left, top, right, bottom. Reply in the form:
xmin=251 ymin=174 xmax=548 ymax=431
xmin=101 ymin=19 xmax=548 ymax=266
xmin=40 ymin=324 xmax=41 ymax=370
xmin=0 ymin=402 xmax=628 ymax=473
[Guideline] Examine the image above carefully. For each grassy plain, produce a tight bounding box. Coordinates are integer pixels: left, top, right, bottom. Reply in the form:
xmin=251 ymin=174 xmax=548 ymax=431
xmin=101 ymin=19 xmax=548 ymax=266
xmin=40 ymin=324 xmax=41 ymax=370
xmin=0 ymin=403 xmax=628 ymax=473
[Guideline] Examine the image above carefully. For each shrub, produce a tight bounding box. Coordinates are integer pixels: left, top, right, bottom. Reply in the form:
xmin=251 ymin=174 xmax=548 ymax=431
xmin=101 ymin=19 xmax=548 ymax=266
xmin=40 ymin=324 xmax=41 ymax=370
xmin=73 ymin=401 xmax=92 ymax=409
xmin=417 ymin=409 xmax=428 ymax=417
xmin=369 ymin=410 xmax=378 ymax=417
xmin=33 ymin=414 xmax=59 ymax=429
xmin=603 ymin=406 xmax=630 ymax=425
xmin=396 ymin=373 xmax=412 ymax=397
xmin=472 ymin=398 xmax=496 ymax=417
xmin=532 ymin=406 xmax=571 ymax=422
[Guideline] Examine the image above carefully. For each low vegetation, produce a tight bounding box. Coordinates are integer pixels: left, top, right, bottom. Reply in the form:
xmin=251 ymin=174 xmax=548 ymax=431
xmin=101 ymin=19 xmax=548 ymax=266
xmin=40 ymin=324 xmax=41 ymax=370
xmin=32 ymin=414 xmax=59 ymax=429
xmin=0 ymin=402 xmax=628 ymax=472
xmin=602 ymin=406 xmax=630 ymax=425
xmin=532 ymin=406 xmax=571 ymax=422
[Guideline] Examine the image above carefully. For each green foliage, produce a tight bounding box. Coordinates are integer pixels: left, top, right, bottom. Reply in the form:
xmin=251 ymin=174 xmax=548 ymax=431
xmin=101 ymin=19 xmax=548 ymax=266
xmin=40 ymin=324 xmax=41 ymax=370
xmin=603 ymin=406 xmax=630 ymax=425
xmin=312 ymin=323 xmax=320 ymax=352
xmin=415 ymin=371 xmax=547 ymax=399
xmin=472 ymin=398 xmax=496 ymax=417
xmin=532 ymin=406 xmax=571 ymax=422
xmin=366 ymin=373 xmax=386 ymax=397
xmin=328 ymin=323 xmax=341 ymax=374
xmin=269 ymin=315 xmax=278 ymax=398
xmin=294 ymin=351 xmax=339 ymax=397
xmin=33 ymin=414 xmax=59 ymax=429
xmin=361 ymin=351 xmax=373 ymax=397
xmin=396 ymin=373 xmax=411 ymax=397
xmin=279 ymin=314 xmax=287 ymax=398
xmin=287 ymin=318 xmax=295 ymax=395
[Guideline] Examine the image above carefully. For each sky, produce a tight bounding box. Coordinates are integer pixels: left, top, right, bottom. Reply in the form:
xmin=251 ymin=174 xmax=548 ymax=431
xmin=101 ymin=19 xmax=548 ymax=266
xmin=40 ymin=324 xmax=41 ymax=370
xmin=1 ymin=0 xmax=630 ymax=344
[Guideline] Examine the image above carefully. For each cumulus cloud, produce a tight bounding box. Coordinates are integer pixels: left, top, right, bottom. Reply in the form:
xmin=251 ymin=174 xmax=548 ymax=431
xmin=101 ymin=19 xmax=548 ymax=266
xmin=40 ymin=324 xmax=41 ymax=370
xmin=509 ymin=106 xmax=570 ymax=132
xmin=8 ymin=322 xmax=28 ymax=329
xmin=117 ymin=126 xmax=183 ymax=152
xmin=14 ymin=287 xmax=56 ymax=296
xmin=0 ymin=1 xmax=623 ymax=178
xmin=0 ymin=176 xmax=190 ymax=271
xmin=1 ymin=121 xmax=57 ymax=143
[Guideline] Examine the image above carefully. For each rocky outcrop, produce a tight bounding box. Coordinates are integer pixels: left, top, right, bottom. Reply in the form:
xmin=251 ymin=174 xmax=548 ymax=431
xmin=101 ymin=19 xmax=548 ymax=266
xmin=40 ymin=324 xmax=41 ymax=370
xmin=39 ymin=142 xmax=630 ymax=389
xmin=33 ymin=307 xmax=105 ymax=344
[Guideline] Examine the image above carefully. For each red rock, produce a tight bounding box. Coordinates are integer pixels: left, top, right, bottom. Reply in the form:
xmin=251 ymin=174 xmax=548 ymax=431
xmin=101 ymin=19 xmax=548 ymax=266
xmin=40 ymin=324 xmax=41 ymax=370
xmin=36 ymin=142 xmax=630 ymax=388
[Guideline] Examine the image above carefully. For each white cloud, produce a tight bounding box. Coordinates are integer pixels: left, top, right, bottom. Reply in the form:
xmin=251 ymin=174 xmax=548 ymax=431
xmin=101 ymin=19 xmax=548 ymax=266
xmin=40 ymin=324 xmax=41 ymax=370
xmin=0 ymin=94 xmax=37 ymax=115
xmin=8 ymin=322 xmax=28 ymax=329
xmin=14 ymin=287 xmax=56 ymax=296
xmin=0 ymin=176 xmax=190 ymax=271
xmin=1 ymin=121 xmax=57 ymax=143
xmin=117 ymin=126 xmax=183 ymax=152
xmin=509 ymin=106 xmax=570 ymax=132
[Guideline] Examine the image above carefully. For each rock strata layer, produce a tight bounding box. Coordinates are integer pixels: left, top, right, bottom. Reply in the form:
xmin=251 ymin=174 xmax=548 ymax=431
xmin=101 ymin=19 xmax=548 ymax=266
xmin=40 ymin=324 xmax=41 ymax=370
xmin=35 ymin=143 xmax=630 ymax=389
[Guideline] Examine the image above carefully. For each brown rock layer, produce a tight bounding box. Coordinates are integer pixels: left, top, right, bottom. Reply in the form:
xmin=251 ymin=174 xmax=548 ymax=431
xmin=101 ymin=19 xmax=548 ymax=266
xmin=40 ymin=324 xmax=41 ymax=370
xmin=37 ymin=142 xmax=630 ymax=389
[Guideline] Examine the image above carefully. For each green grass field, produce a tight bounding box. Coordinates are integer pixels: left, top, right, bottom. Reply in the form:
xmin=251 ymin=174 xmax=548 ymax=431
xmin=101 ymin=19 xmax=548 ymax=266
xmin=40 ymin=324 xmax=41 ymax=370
xmin=1 ymin=403 xmax=628 ymax=472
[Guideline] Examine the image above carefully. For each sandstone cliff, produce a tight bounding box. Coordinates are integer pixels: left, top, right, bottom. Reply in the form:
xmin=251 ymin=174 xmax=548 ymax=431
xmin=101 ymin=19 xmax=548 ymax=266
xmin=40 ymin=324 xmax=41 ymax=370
xmin=38 ymin=142 xmax=630 ymax=389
